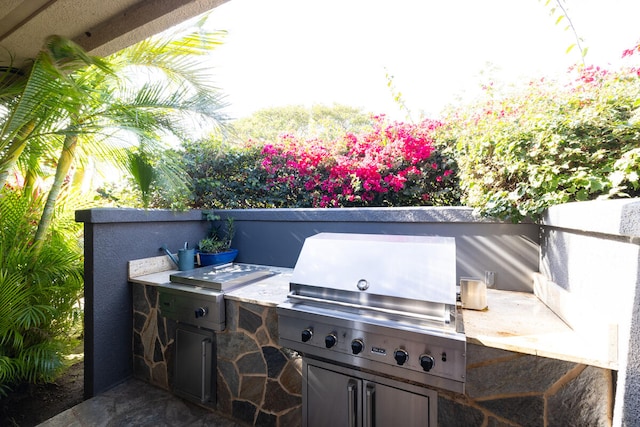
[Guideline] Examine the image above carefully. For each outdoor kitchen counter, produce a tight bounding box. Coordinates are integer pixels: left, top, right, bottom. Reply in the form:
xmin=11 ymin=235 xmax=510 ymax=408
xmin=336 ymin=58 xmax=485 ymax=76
xmin=462 ymin=289 xmax=616 ymax=370
xmin=128 ymin=258 xmax=617 ymax=371
xmin=127 ymin=258 xmax=292 ymax=306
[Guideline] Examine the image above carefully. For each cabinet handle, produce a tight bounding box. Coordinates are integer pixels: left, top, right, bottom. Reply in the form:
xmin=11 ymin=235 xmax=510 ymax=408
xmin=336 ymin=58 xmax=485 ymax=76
xmin=347 ymin=380 xmax=358 ymax=427
xmin=365 ymin=384 xmax=375 ymax=427
xmin=201 ymin=338 xmax=211 ymax=403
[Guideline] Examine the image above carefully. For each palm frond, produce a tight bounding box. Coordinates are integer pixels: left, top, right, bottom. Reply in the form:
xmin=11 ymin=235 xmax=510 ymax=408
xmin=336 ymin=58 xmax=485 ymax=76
xmin=126 ymin=149 xmax=156 ymax=207
xmin=18 ymin=340 xmax=64 ymax=383
xmin=0 ymin=270 xmax=29 ymax=349
xmin=0 ymin=188 xmax=82 ymax=390
xmin=0 ymin=36 xmax=110 ymax=182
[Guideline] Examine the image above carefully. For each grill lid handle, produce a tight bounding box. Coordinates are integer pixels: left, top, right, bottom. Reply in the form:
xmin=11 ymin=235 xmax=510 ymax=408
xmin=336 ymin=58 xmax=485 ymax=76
xmin=287 ymin=291 xmax=450 ymax=324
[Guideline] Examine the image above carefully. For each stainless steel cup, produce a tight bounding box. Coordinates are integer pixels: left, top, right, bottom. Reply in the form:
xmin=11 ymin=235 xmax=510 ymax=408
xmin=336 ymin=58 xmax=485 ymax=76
xmin=460 ymin=278 xmax=487 ymax=310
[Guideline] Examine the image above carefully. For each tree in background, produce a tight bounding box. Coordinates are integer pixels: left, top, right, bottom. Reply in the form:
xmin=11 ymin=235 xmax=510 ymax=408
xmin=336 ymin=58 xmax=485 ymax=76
xmin=230 ymin=104 xmax=374 ymax=143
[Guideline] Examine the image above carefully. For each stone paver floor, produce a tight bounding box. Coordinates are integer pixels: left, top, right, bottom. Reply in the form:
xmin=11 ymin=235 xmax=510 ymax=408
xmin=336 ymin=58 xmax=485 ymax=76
xmin=38 ymin=379 xmax=245 ymax=427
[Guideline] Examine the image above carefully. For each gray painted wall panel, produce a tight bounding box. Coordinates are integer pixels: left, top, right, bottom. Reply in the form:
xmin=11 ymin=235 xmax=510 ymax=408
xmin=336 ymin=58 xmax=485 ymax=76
xmin=219 ymin=210 xmax=539 ymax=292
xmin=540 ymin=198 xmax=640 ymax=426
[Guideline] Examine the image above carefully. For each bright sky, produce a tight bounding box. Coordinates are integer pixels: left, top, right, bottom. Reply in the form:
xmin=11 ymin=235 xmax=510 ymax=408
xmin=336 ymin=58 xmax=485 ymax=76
xmin=204 ymin=0 xmax=640 ymax=120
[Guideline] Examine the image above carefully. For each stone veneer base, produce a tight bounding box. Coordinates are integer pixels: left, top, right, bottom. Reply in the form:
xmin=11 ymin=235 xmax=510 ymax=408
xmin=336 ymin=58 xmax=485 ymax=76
xmin=132 ymin=282 xmax=301 ymax=426
xmin=132 ymin=282 xmax=612 ymax=426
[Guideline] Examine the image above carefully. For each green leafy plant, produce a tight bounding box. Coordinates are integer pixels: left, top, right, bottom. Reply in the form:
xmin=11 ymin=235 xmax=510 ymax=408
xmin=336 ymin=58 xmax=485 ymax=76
xmin=539 ymin=0 xmax=588 ymax=63
xmin=439 ymin=60 xmax=640 ymax=221
xmin=198 ymin=214 xmax=235 ymax=254
xmin=0 ymin=188 xmax=83 ymax=396
xmin=1 ymin=27 xmax=228 ymax=243
xmin=177 ymin=116 xmax=460 ymax=209
xmin=177 ymin=138 xmax=271 ymax=209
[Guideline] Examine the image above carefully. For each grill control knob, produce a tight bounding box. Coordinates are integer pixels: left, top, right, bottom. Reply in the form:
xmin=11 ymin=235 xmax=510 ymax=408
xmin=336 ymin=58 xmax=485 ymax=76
xmin=351 ymin=339 xmax=364 ymax=355
xmin=325 ymin=334 xmax=337 ymax=348
xmin=394 ymin=349 xmax=409 ymax=365
xmin=420 ymin=354 xmax=435 ymax=372
xmin=194 ymin=307 xmax=208 ymax=318
xmin=301 ymin=329 xmax=313 ymax=342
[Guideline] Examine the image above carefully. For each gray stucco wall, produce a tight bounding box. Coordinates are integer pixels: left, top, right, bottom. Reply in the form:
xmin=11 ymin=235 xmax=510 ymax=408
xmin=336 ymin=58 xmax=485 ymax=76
xmin=77 ymin=207 xmax=539 ymax=398
xmin=215 ymin=207 xmax=539 ymax=292
xmin=540 ymin=198 xmax=640 ymax=427
xmin=76 ymin=209 xmax=209 ymax=399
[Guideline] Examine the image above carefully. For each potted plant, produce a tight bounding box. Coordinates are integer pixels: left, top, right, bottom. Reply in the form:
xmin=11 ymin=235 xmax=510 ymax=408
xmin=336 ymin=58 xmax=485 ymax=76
xmin=197 ymin=215 xmax=238 ymax=266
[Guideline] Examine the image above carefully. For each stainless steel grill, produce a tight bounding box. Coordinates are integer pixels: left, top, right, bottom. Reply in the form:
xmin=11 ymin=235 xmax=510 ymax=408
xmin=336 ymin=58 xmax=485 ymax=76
xmin=277 ymin=233 xmax=466 ymax=426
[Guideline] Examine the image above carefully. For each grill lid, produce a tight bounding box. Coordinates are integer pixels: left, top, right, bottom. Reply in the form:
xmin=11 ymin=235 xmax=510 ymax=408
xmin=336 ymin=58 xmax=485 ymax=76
xmin=290 ymin=233 xmax=456 ymax=305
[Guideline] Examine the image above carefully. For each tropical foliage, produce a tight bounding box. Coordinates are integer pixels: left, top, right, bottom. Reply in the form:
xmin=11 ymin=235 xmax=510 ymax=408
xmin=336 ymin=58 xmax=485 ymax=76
xmin=0 ymin=21 xmax=228 ymax=393
xmin=0 ymin=188 xmax=83 ymax=395
xmin=1 ymin=27 xmax=228 ymax=217
xmin=438 ymin=57 xmax=640 ymax=221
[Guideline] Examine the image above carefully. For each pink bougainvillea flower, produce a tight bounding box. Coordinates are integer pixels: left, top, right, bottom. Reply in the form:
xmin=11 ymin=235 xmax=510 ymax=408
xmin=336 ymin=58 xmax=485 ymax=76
xmin=257 ymin=114 xmax=454 ymax=207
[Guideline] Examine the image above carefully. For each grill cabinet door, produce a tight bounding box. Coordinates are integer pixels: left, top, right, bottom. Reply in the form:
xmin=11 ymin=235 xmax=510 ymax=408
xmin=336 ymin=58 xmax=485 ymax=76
xmin=174 ymin=325 xmax=215 ymax=405
xmin=305 ymin=362 xmax=435 ymax=427
xmin=306 ymin=365 xmax=362 ymax=427
xmin=364 ymin=381 xmax=432 ymax=426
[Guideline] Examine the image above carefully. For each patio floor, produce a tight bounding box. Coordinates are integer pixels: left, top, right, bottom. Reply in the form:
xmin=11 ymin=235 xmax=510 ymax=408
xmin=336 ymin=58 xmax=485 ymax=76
xmin=38 ymin=379 xmax=245 ymax=427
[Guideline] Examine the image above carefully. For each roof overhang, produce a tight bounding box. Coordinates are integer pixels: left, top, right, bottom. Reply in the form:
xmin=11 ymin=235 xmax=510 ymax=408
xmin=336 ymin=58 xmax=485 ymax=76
xmin=0 ymin=0 xmax=229 ymax=68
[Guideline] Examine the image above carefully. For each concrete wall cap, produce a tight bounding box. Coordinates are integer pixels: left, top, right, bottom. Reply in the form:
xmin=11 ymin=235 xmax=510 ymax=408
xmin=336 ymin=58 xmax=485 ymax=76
xmin=542 ymin=198 xmax=640 ymax=238
xmin=210 ymin=207 xmax=510 ymax=224
xmin=75 ymin=208 xmax=203 ymax=223
xmin=75 ymin=207 xmax=512 ymax=225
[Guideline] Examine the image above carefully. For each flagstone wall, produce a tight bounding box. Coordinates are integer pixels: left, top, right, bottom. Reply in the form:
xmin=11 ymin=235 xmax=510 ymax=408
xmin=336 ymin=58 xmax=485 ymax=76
xmin=131 ymin=280 xmax=613 ymax=426
xmin=131 ymin=282 xmax=301 ymax=426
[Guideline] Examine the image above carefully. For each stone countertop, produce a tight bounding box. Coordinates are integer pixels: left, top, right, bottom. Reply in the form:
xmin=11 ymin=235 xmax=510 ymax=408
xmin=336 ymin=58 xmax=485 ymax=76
xmin=128 ymin=256 xmax=617 ymax=371
xmin=462 ymin=289 xmax=616 ymax=370
xmin=128 ymin=256 xmax=292 ymax=306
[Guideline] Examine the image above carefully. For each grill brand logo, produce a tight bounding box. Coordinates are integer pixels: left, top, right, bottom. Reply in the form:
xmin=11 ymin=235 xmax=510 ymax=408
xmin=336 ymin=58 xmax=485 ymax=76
xmin=371 ymin=346 xmax=386 ymax=356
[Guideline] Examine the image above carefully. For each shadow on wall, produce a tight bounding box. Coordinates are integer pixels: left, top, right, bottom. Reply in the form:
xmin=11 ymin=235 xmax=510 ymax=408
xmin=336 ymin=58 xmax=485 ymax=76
xmin=456 ymin=234 xmax=538 ymax=292
xmin=621 ymin=255 xmax=640 ymax=424
xmin=218 ymin=208 xmax=540 ymax=292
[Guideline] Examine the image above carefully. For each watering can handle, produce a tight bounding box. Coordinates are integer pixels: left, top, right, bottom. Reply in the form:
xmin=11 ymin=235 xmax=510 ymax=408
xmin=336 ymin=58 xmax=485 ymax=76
xmin=159 ymin=245 xmax=179 ymax=267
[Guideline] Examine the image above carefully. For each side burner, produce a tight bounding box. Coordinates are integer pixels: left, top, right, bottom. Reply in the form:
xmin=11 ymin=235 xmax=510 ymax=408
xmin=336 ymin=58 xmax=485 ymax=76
xmin=169 ymin=263 xmax=275 ymax=291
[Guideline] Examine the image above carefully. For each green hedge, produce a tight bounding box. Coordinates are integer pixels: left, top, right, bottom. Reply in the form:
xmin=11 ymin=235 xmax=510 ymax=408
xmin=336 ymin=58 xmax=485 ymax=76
xmin=438 ymin=64 xmax=640 ymax=221
xmin=179 ymin=118 xmax=461 ymax=209
xmin=160 ymin=65 xmax=640 ymax=220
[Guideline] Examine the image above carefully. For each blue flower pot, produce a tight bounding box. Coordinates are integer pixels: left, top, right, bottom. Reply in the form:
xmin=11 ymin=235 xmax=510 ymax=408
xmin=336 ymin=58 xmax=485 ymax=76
xmin=198 ymin=249 xmax=238 ymax=266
